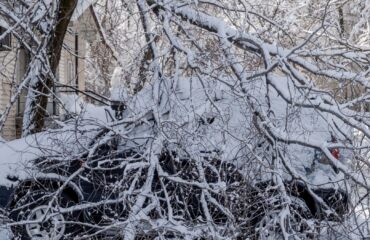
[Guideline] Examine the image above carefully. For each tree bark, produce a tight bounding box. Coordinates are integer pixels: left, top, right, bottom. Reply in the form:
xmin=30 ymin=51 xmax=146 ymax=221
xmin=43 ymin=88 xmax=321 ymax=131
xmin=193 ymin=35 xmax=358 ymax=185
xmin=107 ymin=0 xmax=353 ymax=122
xmin=22 ymin=0 xmax=77 ymax=136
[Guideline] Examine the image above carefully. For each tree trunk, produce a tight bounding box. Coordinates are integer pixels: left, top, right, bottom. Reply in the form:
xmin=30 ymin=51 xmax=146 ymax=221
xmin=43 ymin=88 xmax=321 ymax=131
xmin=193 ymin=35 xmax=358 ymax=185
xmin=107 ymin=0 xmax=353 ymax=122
xmin=22 ymin=0 xmax=77 ymax=136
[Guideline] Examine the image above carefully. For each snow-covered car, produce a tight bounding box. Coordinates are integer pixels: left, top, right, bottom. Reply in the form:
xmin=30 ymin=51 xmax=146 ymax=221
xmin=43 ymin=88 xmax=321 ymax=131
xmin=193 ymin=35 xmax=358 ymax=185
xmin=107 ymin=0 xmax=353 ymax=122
xmin=0 ymin=127 xmax=349 ymax=239
xmin=0 ymin=77 xmax=353 ymax=239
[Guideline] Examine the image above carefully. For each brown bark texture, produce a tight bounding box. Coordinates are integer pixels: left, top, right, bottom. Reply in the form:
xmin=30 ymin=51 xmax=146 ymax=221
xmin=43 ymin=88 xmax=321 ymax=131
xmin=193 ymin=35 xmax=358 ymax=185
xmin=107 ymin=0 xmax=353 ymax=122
xmin=23 ymin=0 xmax=77 ymax=135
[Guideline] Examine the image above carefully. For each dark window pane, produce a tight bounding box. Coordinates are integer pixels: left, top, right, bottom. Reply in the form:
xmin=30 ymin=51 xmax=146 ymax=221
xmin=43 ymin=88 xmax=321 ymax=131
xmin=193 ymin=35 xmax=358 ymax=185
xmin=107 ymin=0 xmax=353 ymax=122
xmin=0 ymin=26 xmax=11 ymax=51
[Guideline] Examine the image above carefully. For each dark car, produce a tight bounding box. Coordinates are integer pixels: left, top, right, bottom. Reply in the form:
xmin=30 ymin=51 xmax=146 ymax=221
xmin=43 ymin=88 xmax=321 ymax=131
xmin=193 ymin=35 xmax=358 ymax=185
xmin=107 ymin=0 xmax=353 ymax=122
xmin=1 ymin=138 xmax=134 ymax=239
xmin=0 ymin=133 xmax=349 ymax=240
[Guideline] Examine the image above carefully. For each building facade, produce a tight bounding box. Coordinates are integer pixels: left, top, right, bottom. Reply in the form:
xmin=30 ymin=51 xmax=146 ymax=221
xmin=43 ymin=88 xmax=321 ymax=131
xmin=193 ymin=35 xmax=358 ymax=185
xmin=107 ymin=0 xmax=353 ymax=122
xmin=0 ymin=1 xmax=108 ymax=140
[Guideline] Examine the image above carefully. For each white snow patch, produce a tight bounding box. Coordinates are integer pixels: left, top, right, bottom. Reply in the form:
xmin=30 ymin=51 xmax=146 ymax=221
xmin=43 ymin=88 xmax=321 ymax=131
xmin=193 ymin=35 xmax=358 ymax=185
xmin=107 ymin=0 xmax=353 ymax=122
xmin=60 ymin=93 xmax=112 ymax=123
xmin=0 ymin=18 xmax=8 ymax=28
xmin=71 ymin=0 xmax=96 ymax=21
xmin=0 ymin=228 xmax=11 ymax=240
xmin=110 ymin=67 xmax=129 ymax=101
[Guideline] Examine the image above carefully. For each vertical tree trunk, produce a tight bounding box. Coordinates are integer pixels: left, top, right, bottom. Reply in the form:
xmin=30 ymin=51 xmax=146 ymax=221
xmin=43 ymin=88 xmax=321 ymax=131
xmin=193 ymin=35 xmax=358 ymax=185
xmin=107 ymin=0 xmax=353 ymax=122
xmin=22 ymin=0 xmax=77 ymax=136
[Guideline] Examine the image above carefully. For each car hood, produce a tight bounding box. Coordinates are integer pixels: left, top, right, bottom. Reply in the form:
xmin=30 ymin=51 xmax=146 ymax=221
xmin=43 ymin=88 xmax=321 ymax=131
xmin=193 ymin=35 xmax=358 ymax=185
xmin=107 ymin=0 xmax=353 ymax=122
xmin=0 ymin=136 xmax=42 ymax=187
xmin=0 ymin=125 xmax=98 ymax=187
